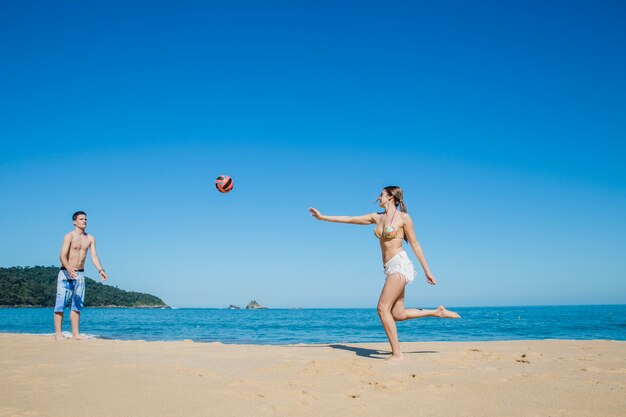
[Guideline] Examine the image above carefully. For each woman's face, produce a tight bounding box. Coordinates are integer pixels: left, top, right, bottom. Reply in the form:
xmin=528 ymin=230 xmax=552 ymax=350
xmin=378 ymin=189 xmax=392 ymax=207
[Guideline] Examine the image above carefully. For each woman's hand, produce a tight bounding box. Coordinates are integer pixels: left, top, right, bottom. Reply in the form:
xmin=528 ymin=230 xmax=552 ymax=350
xmin=308 ymin=207 xmax=322 ymax=220
xmin=425 ymin=272 xmax=437 ymax=285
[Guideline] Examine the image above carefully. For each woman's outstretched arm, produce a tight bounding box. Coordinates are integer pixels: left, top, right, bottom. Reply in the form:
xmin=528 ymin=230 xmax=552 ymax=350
xmin=309 ymin=208 xmax=377 ymax=225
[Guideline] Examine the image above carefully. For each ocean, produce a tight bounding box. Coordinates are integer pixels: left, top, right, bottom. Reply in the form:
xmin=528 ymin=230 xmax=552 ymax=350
xmin=0 ymin=305 xmax=624 ymax=344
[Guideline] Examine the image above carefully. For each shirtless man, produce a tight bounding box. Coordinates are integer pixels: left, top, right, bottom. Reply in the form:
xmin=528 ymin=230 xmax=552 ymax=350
xmin=54 ymin=211 xmax=107 ymax=340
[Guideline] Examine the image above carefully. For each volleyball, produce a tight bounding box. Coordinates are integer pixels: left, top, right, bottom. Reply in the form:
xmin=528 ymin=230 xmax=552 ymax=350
xmin=215 ymin=175 xmax=234 ymax=193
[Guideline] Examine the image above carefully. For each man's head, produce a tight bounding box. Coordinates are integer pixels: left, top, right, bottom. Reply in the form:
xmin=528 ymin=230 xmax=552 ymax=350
xmin=72 ymin=211 xmax=87 ymax=229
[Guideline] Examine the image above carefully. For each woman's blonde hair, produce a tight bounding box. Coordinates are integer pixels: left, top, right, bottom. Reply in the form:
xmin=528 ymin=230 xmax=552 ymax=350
xmin=383 ymin=186 xmax=407 ymax=212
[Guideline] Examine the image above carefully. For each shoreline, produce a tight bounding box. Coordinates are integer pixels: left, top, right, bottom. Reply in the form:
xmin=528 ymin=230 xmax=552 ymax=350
xmin=2 ymin=331 xmax=624 ymax=345
xmin=1 ymin=334 xmax=624 ymax=417
xmin=2 ymin=303 xmax=625 ymax=307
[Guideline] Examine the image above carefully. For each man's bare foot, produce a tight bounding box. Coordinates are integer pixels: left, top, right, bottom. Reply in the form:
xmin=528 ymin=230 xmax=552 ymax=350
xmin=71 ymin=334 xmax=86 ymax=340
xmin=54 ymin=334 xmax=65 ymax=341
xmin=435 ymin=306 xmax=460 ymax=319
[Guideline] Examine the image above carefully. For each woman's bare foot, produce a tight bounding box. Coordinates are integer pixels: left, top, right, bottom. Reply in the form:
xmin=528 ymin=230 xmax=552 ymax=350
xmin=71 ymin=334 xmax=86 ymax=340
xmin=435 ymin=306 xmax=460 ymax=319
xmin=386 ymin=353 xmax=404 ymax=362
xmin=54 ymin=333 xmax=65 ymax=341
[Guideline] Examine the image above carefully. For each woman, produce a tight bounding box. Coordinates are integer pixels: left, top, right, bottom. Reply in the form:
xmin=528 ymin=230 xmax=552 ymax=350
xmin=309 ymin=185 xmax=459 ymax=361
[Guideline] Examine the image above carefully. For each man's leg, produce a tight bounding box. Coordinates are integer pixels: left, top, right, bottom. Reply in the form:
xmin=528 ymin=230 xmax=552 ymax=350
xmin=54 ymin=312 xmax=64 ymax=340
xmin=53 ymin=271 xmax=68 ymax=341
xmin=70 ymin=277 xmax=85 ymax=340
xmin=70 ymin=310 xmax=84 ymax=340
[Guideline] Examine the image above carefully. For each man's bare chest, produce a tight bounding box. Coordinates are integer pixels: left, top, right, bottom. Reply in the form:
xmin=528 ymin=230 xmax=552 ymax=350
xmin=70 ymin=235 xmax=90 ymax=252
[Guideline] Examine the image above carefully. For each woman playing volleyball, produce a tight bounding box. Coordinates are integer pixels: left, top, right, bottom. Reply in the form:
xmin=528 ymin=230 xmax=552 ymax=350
xmin=309 ymin=186 xmax=459 ymax=361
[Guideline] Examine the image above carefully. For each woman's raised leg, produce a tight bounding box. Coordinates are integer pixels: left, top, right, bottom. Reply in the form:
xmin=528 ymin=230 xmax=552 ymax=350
xmin=392 ymin=296 xmax=460 ymax=321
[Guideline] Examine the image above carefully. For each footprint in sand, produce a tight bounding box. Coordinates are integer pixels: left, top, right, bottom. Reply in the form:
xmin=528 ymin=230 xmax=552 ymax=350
xmin=363 ymin=381 xmax=389 ymax=391
xmin=426 ymin=383 xmax=454 ymax=394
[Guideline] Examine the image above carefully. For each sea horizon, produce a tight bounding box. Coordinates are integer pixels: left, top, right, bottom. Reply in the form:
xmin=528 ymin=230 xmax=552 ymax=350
xmin=2 ymin=302 xmax=624 ymax=309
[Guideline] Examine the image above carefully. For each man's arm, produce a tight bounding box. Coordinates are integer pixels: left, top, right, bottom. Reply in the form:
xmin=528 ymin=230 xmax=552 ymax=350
xmin=89 ymin=236 xmax=107 ymax=281
xmin=59 ymin=233 xmax=77 ymax=278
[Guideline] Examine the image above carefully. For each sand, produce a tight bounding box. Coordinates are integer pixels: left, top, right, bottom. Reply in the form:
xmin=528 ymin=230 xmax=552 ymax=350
xmin=0 ymin=334 xmax=624 ymax=417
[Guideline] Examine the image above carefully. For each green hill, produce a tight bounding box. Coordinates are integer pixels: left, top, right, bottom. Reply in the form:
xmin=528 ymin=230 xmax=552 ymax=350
xmin=0 ymin=266 xmax=168 ymax=308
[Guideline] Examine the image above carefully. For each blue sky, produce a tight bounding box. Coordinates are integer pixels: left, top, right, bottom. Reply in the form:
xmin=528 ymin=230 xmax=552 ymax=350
xmin=1 ymin=0 xmax=625 ymax=307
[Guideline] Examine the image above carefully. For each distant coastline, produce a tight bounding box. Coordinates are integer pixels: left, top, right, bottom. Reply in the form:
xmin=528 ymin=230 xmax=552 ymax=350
xmin=0 ymin=266 xmax=168 ymax=308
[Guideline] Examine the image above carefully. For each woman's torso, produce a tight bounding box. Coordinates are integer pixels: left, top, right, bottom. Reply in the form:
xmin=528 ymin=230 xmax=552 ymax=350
xmin=373 ymin=212 xmax=406 ymax=264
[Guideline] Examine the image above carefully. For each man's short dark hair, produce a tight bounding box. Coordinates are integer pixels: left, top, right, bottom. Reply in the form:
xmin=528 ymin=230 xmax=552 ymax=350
xmin=72 ymin=211 xmax=87 ymax=221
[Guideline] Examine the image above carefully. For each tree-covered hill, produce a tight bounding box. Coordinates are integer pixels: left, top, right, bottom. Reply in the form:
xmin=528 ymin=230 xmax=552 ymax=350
xmin=0 ymin=266 xmax=168 ymax=308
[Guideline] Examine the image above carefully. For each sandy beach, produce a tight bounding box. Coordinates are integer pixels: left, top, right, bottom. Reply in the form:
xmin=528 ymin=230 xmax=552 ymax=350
xmin=0 ymin=334 xmax=624 ymax=417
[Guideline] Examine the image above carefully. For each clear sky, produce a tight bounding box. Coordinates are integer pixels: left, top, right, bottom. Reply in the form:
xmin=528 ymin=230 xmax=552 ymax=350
xmin=1 ymin=0 xmax=625 ymax=308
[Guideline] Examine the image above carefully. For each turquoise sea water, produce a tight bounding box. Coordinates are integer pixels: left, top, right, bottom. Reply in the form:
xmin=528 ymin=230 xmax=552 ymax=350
xmin=0 ymin=305 xmax=624 ymax=344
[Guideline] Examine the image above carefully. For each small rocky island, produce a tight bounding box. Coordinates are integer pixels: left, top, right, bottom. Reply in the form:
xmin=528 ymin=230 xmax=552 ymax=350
xmin=245 ymin=300 xmax=268 ymax=310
